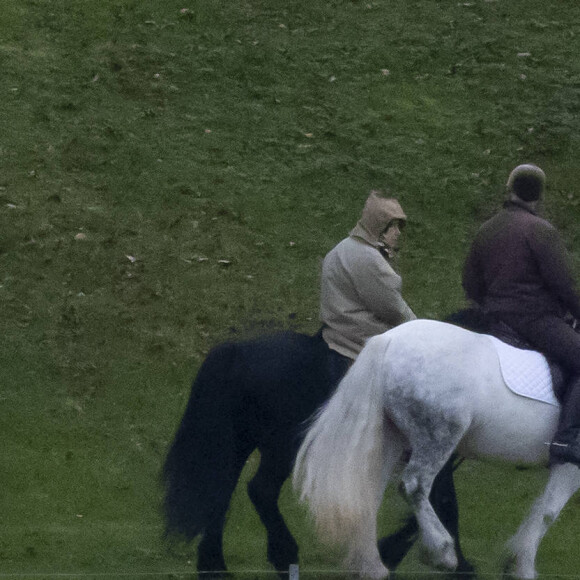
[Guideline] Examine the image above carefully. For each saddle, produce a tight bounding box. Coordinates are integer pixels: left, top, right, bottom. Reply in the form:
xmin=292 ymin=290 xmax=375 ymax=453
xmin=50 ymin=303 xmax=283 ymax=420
xmin=446 ymin=309 xmax=568 ymax=403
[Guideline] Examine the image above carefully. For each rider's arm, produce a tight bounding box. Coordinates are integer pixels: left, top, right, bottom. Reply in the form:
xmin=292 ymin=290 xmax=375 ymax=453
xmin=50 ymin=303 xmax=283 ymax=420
xmin=532 ymin=223 xmax=580 ymax=319
xmin=462 ymin=243 xmax=485 ymax=306
xmin=355 ymin=255 xmax=416 ymax=327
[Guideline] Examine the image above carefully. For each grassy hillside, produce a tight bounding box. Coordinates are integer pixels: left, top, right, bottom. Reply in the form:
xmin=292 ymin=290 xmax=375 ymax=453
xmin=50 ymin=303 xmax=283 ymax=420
xmin=2 ymin=0 xmax=580 ymax=576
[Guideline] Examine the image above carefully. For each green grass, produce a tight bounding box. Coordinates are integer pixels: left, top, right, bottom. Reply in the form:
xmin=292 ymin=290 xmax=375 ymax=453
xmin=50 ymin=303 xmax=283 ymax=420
xmin=3 ymin=0 xmax=580 ymax=577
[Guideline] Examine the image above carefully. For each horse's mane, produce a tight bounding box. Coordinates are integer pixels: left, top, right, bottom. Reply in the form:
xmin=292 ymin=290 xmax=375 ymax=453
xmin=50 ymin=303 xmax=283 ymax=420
xmin=445 ymin=308 xmax=534 ymax=351
xmin=444 ymin=308 xmax=489 ymax=334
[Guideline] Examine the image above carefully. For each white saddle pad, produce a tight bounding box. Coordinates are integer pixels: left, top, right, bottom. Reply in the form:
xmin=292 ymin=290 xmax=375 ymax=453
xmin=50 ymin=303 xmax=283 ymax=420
xmin=487 ymin=336 xmax=559 ymax=407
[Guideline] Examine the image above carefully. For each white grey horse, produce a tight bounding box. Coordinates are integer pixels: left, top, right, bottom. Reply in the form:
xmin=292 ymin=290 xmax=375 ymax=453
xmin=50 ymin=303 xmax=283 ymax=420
xmin=293 ymin=319 xmax=580 ymax=580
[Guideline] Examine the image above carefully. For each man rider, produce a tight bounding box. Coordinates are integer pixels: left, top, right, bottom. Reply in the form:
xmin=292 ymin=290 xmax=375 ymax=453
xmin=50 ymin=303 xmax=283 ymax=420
xmin=463 ymin=164 xmax=580 ymax=466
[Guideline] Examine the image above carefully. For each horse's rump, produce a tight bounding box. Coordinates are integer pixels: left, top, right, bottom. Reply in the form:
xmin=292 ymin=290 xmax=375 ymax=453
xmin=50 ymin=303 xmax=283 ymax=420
xmin=383 ymin=320 xmax=559 ymax=463
xmin=163 ymin=329 xmax=336 ymax=541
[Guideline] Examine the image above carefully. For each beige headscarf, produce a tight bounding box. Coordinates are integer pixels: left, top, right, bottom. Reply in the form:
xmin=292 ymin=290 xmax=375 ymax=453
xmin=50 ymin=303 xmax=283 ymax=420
xmin=350 ymin=191 xmax=407 ymax=247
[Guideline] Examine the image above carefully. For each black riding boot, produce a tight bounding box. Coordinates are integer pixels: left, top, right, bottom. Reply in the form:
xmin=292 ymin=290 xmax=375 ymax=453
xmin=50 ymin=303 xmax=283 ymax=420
xmin=550 ymin=375 xmax=580 ymax=466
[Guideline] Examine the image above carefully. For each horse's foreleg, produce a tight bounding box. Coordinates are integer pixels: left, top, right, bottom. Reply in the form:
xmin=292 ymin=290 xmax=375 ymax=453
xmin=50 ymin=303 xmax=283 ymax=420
xmin=248 ymin=447 xmax=298 ymax=574
xmin=506 ymin=463 xmax=580 ymax=580
xmin=377 ymin=517 xmax=418 ymax=570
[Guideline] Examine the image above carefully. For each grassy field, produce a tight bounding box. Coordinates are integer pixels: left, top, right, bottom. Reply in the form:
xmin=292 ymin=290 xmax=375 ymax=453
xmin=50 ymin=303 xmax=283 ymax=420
xmin=2 ymin=0 xmax=580 ymax=577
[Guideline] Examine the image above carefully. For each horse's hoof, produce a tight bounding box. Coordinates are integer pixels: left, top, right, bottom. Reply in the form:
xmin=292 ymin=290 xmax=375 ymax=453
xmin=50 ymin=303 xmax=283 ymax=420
xmin=454 ymin=558 xmax=476 ymax=577
xmin=200 ymin=571 xmax=231 ymax=580
xmin=360 ymin=562 xmax=390 ymax=579
xmin=345 ymin=550 xmax=390 ymax=580
xmin=268 ymin=538 xmax=299 ymax=574
xmin=419 ymin=541 xmax=457 ymax=572
xmin=501 ymin=552 xmax=537 ymax=580
xmin=197 ymin=556 xmax=230 ymax=580
xmin=377 ymin=533 xmax=416 ymax=569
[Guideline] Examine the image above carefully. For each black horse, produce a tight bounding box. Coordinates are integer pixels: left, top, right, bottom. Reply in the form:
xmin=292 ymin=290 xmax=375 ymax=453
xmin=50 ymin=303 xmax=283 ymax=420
xmin=162 ymin=328 xmax=473 ymax=575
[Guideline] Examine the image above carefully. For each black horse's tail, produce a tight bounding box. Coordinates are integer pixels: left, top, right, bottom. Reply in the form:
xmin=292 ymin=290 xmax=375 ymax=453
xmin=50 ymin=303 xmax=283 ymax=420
xmin=162 ymin=341 xmax=244 ymax=540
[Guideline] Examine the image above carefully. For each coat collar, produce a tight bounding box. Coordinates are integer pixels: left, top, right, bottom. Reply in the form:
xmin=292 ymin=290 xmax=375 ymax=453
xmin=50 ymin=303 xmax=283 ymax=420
xmin=503 ymin=199 xmax=538 ymax=216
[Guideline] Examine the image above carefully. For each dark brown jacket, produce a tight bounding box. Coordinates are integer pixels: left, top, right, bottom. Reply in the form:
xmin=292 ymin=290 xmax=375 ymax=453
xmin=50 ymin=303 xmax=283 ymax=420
xmin=462 ymin=200 xmax=580 ymax=319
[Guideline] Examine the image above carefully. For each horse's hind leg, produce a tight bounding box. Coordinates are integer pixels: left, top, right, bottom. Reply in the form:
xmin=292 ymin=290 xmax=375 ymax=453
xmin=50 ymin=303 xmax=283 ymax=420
xmin=197 ymin=517 xmax=227 ymax=576
xmin=397 ymin=415 xmax=468 ymax=571
xmin=197 ymin=443 xmax=255 ymax=575
xmin=429 ymin=456 xmax=474 ymax=574
xmin=506 ymin=463 xmax=580 ymax=580
xmin=248 ymin=445 xmax=298 ymax=574
xmin=378 ymin=454 xmax=474 ymax=574
xmin=401 ymin=462 xmax=458 ymax=571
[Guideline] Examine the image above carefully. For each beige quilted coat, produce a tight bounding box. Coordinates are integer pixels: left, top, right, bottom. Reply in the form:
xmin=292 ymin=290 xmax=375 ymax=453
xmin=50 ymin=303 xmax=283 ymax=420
xmin=320 ymin=192 xmax=416 ymax=359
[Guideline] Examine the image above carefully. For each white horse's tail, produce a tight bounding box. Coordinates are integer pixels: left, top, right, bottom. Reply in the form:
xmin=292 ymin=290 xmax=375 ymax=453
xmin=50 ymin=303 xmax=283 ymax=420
xmin=293 ymin=332 xmax=404 ymax=578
